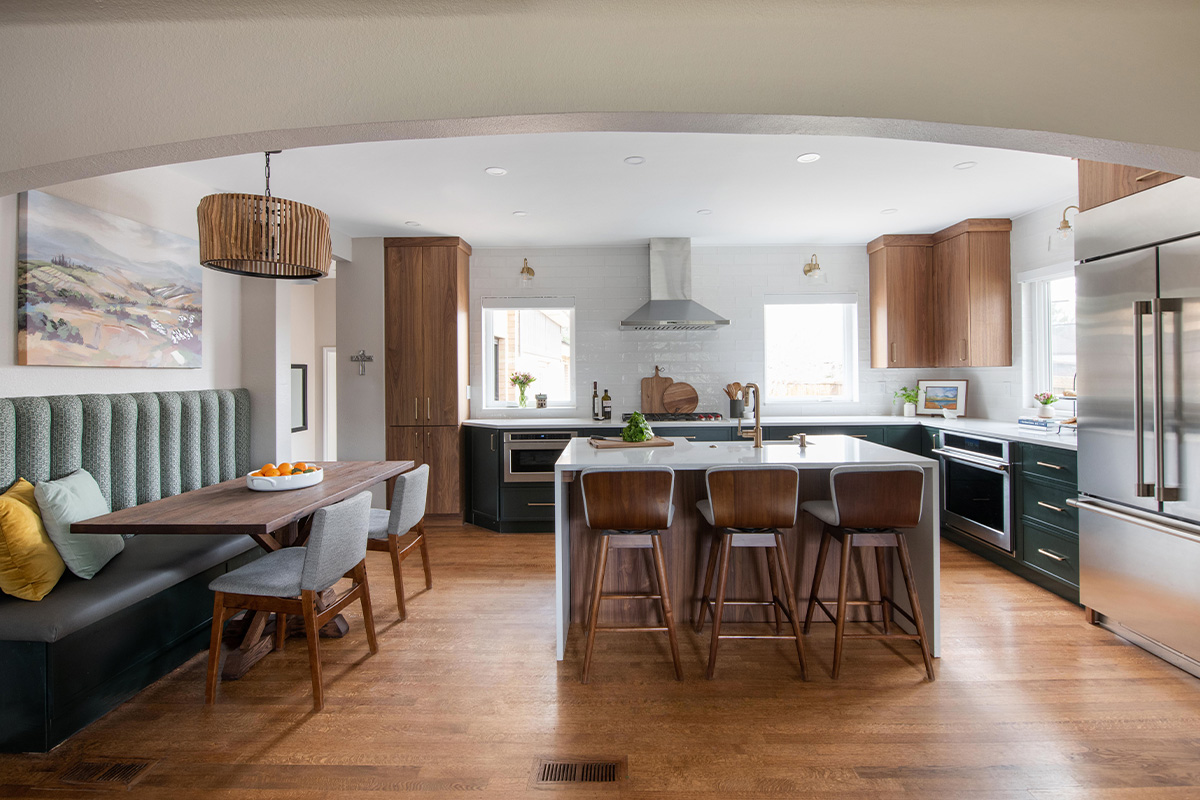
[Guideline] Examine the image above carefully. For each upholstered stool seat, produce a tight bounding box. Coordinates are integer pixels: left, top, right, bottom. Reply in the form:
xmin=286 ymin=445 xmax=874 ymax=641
xmin=797 ymin=500 xmax=837 ymax=526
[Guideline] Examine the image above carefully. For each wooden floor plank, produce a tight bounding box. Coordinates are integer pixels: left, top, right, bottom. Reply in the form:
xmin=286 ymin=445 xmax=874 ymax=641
xmin=3 ymin=522 xmax=1199 ymax=797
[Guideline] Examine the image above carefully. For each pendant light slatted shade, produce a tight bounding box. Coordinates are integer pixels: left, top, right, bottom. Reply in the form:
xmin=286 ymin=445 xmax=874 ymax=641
xmin=196 ymin=153 xmax=332 ymax=280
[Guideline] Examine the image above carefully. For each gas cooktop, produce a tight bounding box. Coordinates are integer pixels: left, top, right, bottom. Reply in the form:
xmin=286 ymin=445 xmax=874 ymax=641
xmin=622 ymin=412 xmax=725 ymax=422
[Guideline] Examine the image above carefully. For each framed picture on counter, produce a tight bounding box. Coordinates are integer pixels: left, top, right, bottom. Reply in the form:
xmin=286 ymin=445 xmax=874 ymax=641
xmin=916 ymin=379 xmax=968 ymax=416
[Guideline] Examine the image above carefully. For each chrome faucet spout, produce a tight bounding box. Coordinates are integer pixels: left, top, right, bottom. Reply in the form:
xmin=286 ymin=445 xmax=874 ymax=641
xmin=736 ymin=382 xmax=763 ymax=448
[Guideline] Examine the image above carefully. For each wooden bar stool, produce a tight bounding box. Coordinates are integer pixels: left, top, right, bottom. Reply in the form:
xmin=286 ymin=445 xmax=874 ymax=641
xmin=801 ymin=464 xmax=935 ymax=681
xmin=579 ymin=466 xmax=682 ymax=684
xmin=695 ymin=465 xmax=808 ymax=680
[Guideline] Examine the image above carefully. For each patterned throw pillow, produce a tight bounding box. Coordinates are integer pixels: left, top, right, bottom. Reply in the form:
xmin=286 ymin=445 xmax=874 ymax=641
xmin=34 ymin=470 xmax=124 ymax=580
xmin=0 ymin=478 xmax=66 ymax=600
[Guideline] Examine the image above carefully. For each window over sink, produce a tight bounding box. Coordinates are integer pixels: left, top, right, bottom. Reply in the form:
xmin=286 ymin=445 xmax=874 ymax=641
xmin=763 ymin=293 xmax=859 ymax=403
xmin=1022 ymin=271 xmax=1076 ymax=415
xmin=482 ymin=297 xmax=575 ymax=409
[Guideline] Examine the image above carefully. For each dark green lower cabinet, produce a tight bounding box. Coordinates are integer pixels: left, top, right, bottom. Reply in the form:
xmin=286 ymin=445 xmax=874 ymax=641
xmin=883 ymin=425 xmax=922 ymax=454
xmin=765 ymin=425 xmax=885 ymax=444
xmin=1021 ymin=520 xmax=1080 ymax=588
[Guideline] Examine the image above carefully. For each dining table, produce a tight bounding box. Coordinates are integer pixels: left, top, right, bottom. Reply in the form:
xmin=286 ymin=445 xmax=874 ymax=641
xmin=71 ymin=460 xmax=413 ymax=679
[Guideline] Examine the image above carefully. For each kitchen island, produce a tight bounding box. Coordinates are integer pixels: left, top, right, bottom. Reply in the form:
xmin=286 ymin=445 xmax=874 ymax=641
xmin=553 ymin=435 xmax=940 ymax=660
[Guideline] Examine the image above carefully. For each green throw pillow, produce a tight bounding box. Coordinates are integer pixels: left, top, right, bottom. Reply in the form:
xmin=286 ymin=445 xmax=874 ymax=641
xmin=34 ymin=470 xmax=124 ymax=580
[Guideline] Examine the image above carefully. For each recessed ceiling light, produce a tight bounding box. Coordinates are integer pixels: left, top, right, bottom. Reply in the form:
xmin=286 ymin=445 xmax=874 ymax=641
xmin=512 ymin=211 xmax=528 ymax=217
xmin=484 ymin=167 xmax=508 ymax=176
xmin=796 ymin=153 xmax=821 ymax=163
xmin=697 ymin=209 xmax=713 ymax=215
xmin=881 ymin=208 xmax=899 ymax=214
xmin=405 ymin=221 xmax=420 ymax=226
xmin=953 ymin=161 xmax=978 ymax=170
xmin=623 ymin=156 xmax=646 ymax=165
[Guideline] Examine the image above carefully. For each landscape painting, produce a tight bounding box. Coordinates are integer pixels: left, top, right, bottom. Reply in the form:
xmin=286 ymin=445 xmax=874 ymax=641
xmin=917 ymin=379 xmax=969 ymax=416
xmin=17 ymin=190 xmax=202 ymax=368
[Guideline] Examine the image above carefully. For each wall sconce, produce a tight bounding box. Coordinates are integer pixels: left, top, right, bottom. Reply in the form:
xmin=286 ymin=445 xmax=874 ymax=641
xmin=1057 ymin=205 xmax=1080 ymax=240
xmin=802 ymin=253 xmax=827 ymax=284
xmin=520 ymin=258 xmax=535 ymax=284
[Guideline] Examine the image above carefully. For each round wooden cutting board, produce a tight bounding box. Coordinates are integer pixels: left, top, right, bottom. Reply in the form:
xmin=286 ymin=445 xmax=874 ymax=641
xmin=662 ymin=382 xmax=699 ymax=413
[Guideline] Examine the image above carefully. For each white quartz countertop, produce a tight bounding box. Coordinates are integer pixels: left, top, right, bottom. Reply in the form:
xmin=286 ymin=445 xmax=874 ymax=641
xmin=555 ymin=434 xmax=937 ymax=471
xmin=465 ymin=414 xmax=1078 ymax=451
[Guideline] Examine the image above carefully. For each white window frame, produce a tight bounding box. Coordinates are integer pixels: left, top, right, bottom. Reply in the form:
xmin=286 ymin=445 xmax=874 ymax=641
xmin=762 ymin=293 xmax=860 ymax=404
xmin=1020 ymin=264 xmax=1076 ymax=417
xmin=481 ymin=296 xmax=576 ymax=410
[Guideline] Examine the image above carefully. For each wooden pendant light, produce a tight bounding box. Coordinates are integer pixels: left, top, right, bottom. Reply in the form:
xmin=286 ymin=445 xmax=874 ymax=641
xmin=197 ymin=152 xmax=332 ymax=280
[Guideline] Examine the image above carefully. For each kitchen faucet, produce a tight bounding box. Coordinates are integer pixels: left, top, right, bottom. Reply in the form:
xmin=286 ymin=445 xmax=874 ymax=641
xmin=736 ymin=382 xmax=763 ymax=448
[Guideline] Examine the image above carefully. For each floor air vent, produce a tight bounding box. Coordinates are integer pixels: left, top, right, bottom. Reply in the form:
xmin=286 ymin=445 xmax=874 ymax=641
xmin=531 ymin=756 xmax=626 ymax=788
xmin=54 ymin=758 xmax=156 ymax=789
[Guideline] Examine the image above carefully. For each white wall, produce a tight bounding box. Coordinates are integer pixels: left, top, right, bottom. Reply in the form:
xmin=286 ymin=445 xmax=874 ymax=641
xmin=0 ymin=169 xmax=243 ymax=398
xmin=311 ymin=274 xmax=337 ymax=460
xmin=290 ymin=283 xmax=317 ymax=460
xmin=337 ymin=239 xmax=386 ymax=504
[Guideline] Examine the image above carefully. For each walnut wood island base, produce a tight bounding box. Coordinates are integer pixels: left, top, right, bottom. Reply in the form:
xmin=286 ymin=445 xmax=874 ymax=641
xmin=553 ymin=436 xmax=940 ymax=661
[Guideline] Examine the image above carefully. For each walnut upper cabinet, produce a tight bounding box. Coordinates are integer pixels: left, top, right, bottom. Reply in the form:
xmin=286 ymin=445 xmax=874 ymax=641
xmin=384 ymin=237 xmax=471 ymax=427
xmin=1077 ymin=159 xmax=1183 ymax=212
xmin=868 ymin=234 xmax=934 ymax=369
xmin=931 ymin=219 xmax=1013 ymax=368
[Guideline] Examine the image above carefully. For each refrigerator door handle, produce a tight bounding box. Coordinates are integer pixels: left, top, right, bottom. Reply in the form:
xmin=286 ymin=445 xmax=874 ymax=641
xmin=1153 ymin=298 xmax=1182 ymax=503
xmin=1070 ymin=497 xmax=1200 ymax=544
xmin=1133 ymin=300 xmax=1155 ymax=497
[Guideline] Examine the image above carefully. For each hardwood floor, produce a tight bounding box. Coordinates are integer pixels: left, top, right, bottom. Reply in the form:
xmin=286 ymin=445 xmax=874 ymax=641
xmin=3 ymin=521 xmax=1200 ymax=798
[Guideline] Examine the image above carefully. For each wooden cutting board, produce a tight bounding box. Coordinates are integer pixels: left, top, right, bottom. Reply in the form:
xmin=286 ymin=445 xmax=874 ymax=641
xmin=641 ymin=366 xmax=673 ymax=413
xmin=662 ymin=382 xmax=698 ymax=413
xmin=587 ymin=436 xmax=675 ymax=449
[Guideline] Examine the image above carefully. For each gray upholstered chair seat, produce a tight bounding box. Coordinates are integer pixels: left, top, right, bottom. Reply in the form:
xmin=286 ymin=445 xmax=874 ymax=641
xmin=368 ymin=507 xmax=415 ymax=539
xmin=800 ymin=500 xmax=838 ymax=526
xmin=208 ymin=548 xmax=306 ymax=598
xmin=0 ymin=534 xmax=258 ymax=643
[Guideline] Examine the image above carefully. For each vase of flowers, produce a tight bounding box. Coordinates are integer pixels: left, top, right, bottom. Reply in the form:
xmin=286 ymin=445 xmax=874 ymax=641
xmin=893 ymin=386 xmax=921 ymax=417
xmin=510 ymin=371 xmax=536 ymax=408
xmin=1034 ymin=392 xmax=1057 ymax=418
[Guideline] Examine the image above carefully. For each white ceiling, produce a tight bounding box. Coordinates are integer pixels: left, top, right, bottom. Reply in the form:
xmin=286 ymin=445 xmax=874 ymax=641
xmin=165 ymin=131 xmax=1077 ymax=247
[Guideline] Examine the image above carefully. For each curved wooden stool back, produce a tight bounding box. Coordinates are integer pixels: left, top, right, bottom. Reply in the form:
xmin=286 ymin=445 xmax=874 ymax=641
xmin=578 ymin=466 xmax=681 ymax=684
xmin=705 ymin=465 xmax=799 ymax=530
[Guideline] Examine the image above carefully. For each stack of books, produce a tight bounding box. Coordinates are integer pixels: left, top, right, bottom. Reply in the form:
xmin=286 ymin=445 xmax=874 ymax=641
xmin=1017 ymin=416 xmax=1060 ymax=430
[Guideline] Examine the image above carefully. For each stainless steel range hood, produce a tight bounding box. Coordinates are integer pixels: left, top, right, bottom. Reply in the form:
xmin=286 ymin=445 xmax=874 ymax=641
xmin=620 ymin=238 xmax=730 ymax=331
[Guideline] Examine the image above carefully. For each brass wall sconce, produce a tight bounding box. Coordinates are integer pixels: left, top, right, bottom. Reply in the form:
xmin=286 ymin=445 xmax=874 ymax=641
xmin=520 ymin=258 xmax=535 ymax=284
xmin=1057 ymin=205 xmax=1080 ymax=240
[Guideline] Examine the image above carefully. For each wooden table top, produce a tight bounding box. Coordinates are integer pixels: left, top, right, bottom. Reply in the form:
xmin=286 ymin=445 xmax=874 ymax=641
xmin=71 ymin=461 xmax=413 ymax=537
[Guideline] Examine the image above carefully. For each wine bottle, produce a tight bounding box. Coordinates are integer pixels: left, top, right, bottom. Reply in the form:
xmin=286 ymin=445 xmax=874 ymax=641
xmin=592 ymin=382 xmax=601 ymax=420
xmin=601 ymin=388 xmax=612 ymax=420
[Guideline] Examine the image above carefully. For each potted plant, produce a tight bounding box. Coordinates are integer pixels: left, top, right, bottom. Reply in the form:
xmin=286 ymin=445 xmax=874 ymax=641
xmin=1034 ymin=391 xmax=1058 ymax=418
xmin=893 ymin=386 xmax=921 ymax=417
xmin=509 ymin=371 xmax=536 ymax=408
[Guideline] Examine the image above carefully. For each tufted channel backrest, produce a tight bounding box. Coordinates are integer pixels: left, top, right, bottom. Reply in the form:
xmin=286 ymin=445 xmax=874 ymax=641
xmin=0 ymin=389 xmax=250 ymax=511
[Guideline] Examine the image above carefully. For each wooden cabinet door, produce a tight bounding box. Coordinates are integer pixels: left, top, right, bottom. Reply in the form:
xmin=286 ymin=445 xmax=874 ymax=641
xmin=884 ymin=247 xmax=932 ymax=368
xmin=422 ymin=426 xmax=462 ymax=515
xmin=385 ymin=426 xmax=423 ymax=509
xmin=933 ymin=234 xmax=970 ymax=367
xmin=420 ymin=246 xmax=461 ymax=426
xmin=1078 ymin=160 xmax=1183 ymax=211
xmin=385 ymin=247 xmax=424 ymax=426
xmin=967 ymin=230 xmax=1012 ymax=367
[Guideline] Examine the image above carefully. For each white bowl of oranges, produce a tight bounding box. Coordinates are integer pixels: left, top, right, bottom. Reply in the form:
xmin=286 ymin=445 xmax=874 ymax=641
xmin=246 ymin=462 xmax=323 ymax=492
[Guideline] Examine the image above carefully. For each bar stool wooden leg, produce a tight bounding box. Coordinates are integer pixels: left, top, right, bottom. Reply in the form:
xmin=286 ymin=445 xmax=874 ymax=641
xmin=804 ymin=527 xmax=833 ymax=633
xmin=764 ymin=546 xmax=782 ymax=635
xmin=896 ymin=534 xmax=936 ymax=681
xmin=875 ymin=546 xmax=892 ymax=635
xmin=650 ymin=533 xmax=684 ymax=681
xmin=695 ymin=533 xmax=720 ymax=633
xmin=706 ymin=532 xmax=734 ymax=680
xmin=831 ymin=534 xmax=853 ymax=680
xmin=581 ymin=534 xmax=611 ymax=684
xmin=773 ymin=532 xmax=809 ymax=681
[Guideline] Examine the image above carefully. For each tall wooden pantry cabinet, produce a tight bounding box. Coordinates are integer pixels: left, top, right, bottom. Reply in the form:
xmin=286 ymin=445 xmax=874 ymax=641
xmin=384 ymin=237 xmax=470 ymax=515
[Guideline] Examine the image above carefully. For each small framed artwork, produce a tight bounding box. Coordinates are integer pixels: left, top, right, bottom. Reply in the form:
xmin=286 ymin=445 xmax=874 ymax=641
xmin=291 ymin=364 xmax=308 ymax=432
xmin=916 ymin=379 xmax=969 ymax=416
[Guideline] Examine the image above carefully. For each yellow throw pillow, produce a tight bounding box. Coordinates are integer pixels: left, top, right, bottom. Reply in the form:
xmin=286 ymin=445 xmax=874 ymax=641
xmin=0 ymin=478 xmax=66 ymax=601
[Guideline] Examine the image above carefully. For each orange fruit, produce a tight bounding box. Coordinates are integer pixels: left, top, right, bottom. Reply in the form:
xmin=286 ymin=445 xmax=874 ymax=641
xmin=277 ymin=463 xmax=292 ymax=474
xmin=262 ymin=463 xmax=276 ymax=472
xmin=262 ymin=468 xmax=281 ymax=477
xmin=294 ymin=462 xmax=307 ymax=472
xmin=251 ymin=470 xmax=262 ymax=477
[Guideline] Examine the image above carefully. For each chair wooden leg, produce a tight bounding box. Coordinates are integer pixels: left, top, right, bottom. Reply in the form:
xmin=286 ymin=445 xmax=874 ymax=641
xmin=896 ymin=535 xmax=936 ymax=681
xmin=694 ymin=533 xmax=720 ymax=633
xmin=706 ymin=532 xmax=734 ymax=680
xmin=581 ymin=534 xmax=610 ymax=684
xmin=301 ymin=590 xmax=325 ymax=711
xmin=274 ymin=612 xmax=287 ymax=651
xmin=416 ymin=520 xmax=432 ymax=590
xmin=804 ymin=528 xmax=832 ymax=633
xmin=832 ymin=535 xmax=853 ymax=680
xmin=205 ymin=592 xmax=226 ymax=705
xmin=875 ymin=546 xmax=892 ymax=635
xmin=388 ymin=533 xmax=407 ymax=621
xmin=650 ymin=533 xmax=683 ymax=681
xmin=773 ymin=532 xmax=809 ymax=681
xmin=765 ymin=545 xmax=782 ymax=635
xmin=355 ymin=561 xmax=379 ymax=655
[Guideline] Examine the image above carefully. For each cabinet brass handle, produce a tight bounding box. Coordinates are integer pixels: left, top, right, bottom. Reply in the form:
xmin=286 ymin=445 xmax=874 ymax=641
xmin=413 ymin=397 xmax=418 ymax=421
xmin=1037 ymin=501 xmax=1065 ymax=513
xmin=427 ymin=397 xmax=431 ymax=420
xmin=490 ymin=433 xmax=495 ymax=452
xmin=528 ymin=502 xmax=555 ymax=507
xmin=890 ymin=342 xmax=897 ymax=363
xmin=1037 ymin=548 xmax=1067 ymax=562
xmin=959 ymin=338 xmax=968 ymax=362
xmin=1135 ymin=169 xmax=1163 ymax=182
xmin=1035 ymin=461 xmax=1063 ymax=470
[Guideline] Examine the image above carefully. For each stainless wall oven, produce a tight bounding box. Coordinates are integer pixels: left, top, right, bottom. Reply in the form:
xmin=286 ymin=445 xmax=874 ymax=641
xmin=933 ymin=431 xmax=1013 ymax=553
xmin=503 ymin=431 xmax=575 ymax=483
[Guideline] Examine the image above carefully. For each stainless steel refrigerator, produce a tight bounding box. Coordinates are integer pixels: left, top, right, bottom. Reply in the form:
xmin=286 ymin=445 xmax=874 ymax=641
xmin=1075 ymin=178 xmax=1200 ymax=676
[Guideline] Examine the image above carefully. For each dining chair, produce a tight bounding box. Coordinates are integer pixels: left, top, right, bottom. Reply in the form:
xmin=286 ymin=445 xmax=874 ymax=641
xmin=366 ymin=464 xmax=431 ymax=620
xmin=206 ymin=491 xmax=378 ymax=711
